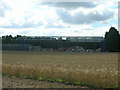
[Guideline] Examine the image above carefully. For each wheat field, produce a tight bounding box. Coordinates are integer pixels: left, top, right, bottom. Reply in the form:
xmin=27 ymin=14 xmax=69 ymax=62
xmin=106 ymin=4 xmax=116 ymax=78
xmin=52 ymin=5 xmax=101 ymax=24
xmin=2 ymin=51 xmax=118 ymax=88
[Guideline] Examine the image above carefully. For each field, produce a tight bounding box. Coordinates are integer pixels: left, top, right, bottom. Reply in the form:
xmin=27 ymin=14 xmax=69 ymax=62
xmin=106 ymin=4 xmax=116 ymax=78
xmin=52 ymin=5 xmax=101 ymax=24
xmin=2 ymin=51 xmax=118 ymax=88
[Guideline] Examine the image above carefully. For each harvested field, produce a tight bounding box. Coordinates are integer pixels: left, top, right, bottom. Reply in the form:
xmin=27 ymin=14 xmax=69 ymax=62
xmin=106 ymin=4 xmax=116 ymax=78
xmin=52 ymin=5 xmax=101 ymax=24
xmin=2 ymin=51 xmax=118 ymax=88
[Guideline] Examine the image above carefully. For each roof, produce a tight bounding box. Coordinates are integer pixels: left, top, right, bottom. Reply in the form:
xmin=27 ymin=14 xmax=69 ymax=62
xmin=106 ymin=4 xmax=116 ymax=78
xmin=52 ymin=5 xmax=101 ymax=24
xmin=67 ymin=37 xmax=104 ymax=42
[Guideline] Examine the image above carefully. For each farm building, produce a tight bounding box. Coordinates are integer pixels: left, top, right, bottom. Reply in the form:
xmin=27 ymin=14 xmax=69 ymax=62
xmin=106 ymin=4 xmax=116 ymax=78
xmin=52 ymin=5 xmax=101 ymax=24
xmin=66 ymin=36 xmax=105 ymax=51
xmin=2 ymin=44 xmax=30 ymax=51
xmin=67 ymin=37 xmax=104 ymax=42
xmin=1 ymin=36 xmax=106 ymax=52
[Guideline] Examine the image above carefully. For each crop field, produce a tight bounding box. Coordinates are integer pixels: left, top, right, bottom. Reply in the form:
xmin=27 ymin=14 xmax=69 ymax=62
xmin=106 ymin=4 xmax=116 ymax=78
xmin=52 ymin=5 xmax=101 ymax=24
xmin=2 ymin=51 xmax=118 ymax=88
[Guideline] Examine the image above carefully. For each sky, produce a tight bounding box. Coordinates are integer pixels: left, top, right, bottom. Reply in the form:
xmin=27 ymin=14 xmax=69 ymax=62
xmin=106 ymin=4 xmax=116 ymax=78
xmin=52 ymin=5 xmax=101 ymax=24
xmin=0 ymin=0 xmax=119 ymax=37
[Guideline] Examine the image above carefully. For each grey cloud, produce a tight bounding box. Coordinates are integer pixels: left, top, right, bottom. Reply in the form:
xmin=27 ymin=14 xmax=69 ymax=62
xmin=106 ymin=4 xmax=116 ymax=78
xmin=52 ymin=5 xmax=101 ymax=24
xmin=45 ymin=24 xmax=64 ymax=28
xmin=0 ymin=2 xmax=11 ymax=17
xmin=118 ymin=18 xmax=120 ymax=29
xmin=42 ymin=2 xmax=97 ymax=9
xmin=44 ymin=18 xmax=65 ymax=28
xmin=119 ymin=8 xmax=120 ymax=19
xmin=0 ymin=8 xmax=4 ymax=17
xmin=0 ymin=22 xmax=43 ymax=29
xmin=57 ymin=9 xmax=114 ymax=24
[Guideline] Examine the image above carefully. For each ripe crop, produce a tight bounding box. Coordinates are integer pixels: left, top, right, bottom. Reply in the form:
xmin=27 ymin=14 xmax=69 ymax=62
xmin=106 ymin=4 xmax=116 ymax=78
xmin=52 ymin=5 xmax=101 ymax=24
xmin=2 ymin=51 xmax=118 ymax=88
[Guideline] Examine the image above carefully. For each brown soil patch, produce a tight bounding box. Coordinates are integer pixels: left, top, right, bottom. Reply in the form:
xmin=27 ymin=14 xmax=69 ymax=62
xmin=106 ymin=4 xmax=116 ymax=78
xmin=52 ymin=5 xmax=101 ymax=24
xmin=2 ymin=76 xmax=88 ymax=88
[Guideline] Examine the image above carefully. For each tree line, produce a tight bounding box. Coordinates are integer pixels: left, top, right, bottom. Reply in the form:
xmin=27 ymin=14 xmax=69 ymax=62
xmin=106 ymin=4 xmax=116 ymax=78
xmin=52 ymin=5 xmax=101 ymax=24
xmin=1 ymin=27 xmax=120 ymax=52
xmin=1 ymin=35 xmax=100 ymax=50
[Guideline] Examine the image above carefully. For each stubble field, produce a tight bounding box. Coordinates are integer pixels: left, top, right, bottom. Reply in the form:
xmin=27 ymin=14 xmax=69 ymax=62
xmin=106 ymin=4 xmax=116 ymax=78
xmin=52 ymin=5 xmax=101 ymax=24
xmin=2 ymin=51 xmax=118 ymax=88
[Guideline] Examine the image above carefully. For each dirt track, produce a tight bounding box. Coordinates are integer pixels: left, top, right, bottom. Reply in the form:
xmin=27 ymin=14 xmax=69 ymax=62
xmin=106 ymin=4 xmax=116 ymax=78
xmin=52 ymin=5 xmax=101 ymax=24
xmin=2 ymin=76 xmax=88 ymax=88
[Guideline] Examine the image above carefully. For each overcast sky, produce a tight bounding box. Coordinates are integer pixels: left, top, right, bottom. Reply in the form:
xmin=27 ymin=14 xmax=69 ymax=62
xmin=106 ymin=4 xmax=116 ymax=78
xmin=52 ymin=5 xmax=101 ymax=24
xmin=0 ymin=0 xmax=119 ymax=37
